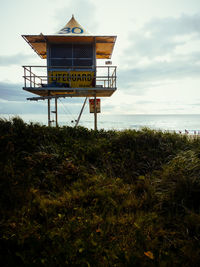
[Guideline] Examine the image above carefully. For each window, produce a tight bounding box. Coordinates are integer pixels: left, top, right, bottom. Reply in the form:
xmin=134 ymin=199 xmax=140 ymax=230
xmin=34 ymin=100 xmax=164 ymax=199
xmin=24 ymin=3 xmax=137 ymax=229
xmin=73 ymin=44 xmax=93 ymax=58
xmin=49 ymin=43 xmax=93 ymax=67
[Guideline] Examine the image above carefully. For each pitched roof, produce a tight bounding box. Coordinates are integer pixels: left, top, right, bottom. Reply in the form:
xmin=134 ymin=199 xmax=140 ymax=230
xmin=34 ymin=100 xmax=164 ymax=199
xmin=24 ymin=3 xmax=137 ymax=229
xmin=57 ymin=15 xmax=90 ymax=35
xmin=22 ymin=15 xmax=117 ymax=59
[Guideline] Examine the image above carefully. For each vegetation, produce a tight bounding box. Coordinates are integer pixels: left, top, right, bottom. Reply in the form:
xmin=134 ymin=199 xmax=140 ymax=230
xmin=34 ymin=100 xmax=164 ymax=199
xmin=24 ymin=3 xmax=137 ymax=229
xmin=1 ymin=117 xmax=200 ymax=266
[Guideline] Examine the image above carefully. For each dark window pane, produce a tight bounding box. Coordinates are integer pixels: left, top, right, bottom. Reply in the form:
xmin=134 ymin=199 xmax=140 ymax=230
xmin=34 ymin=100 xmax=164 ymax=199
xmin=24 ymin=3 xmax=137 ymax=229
xmin=73 ymin=44 xmax=93 ymax=58
xmin=50 ymin=59 xmax=72 ymax=66
xmin=50 ymin=44 xmax=72 ymax=58
xmin=73 ymin=59 xmax=93 ymax=66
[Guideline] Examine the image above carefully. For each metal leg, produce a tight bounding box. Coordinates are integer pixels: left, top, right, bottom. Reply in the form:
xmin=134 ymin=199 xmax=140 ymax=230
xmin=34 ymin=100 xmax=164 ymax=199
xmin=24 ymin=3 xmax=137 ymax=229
xmin=94 ymin=94 xmax=97 ymax=130
xmin=48 ymin=98 xmax=50 ymax=127
xmin=75 ymin=97 xmax=88 ymax=127
xmin=55 ymin=97 xmax=58 ymax=127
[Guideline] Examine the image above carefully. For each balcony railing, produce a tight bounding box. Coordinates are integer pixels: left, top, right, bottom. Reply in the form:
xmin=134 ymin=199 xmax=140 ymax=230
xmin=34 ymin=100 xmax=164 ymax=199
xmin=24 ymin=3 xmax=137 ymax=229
xmin=22 ymin=65 xmax=117 ymax=90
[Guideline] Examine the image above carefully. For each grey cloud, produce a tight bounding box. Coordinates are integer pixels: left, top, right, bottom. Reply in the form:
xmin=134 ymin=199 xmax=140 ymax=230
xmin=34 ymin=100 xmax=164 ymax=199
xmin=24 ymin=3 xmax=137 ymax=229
xmin=119 ymin=54 xmax=200 ymax=91
xmin=125 ymin=13 xmax=200 ymax=59
xmin=0 ymin=97 xmax=90 ymax=115
xmin=0 ymin=81 xmax=91 ymax=115
xmin=117 ymin=56 xmax=200 ymax=95
xmin=0 ymin=81 xmax=46 ymax=114
xmin=0 ymin=82 xmax=29 ymax=100
xmin=0 ymin=99 xmax=46 ymax=114
xmin=0 ymin=53 xmax=34 ymax=66
xmin=101 ymin=103 xmax=117 ymax=112
xmin=146 ymin=13 xmax=200 ymax=37
xmin=0 ymin=81 xmax=87 ymax=103
xmin=134 ymin=100 xmax=158 ymax=105
xmin=118 ymin=14 xmax=200 ymax=94
xmin=189 ymin=102 xmax=200 ymax=106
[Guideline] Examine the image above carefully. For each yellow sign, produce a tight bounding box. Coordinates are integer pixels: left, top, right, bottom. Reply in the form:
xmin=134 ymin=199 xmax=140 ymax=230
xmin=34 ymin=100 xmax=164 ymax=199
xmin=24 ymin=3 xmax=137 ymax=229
xmin=48 ymin=71 xmax=94 ymax=88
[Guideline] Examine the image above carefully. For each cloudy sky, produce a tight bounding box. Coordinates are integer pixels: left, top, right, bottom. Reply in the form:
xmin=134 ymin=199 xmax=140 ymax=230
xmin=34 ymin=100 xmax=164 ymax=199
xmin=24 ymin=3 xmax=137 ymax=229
xmin=0 ymin=0 xmax=200 ymax=119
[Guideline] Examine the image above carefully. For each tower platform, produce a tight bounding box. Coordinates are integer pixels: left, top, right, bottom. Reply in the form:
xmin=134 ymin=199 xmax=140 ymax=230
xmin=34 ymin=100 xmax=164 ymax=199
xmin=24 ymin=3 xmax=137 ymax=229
xmin=23 ymin=65 xmax=117 ymax=99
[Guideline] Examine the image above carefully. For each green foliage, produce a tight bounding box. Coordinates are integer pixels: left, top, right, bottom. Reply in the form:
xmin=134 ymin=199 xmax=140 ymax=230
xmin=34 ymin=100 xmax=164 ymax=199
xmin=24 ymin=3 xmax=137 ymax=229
xmin=154 ymin=150 xmax=200 ymax=213
xmin=1 ymin=117 xmax=200 ymax=266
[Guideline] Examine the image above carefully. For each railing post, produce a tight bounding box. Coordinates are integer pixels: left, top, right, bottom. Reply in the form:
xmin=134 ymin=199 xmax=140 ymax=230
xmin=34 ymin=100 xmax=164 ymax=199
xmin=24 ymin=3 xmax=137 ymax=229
xmin=30 ymin=66 xmax=32 ymax=87
xmin=108 ymin=66 xmax=110 ymax=88
xmin=34 ymin=75 xmax=35 ymax=88
xmin=111 ymin=68 xmax=113 ymax=88
xmin=24 ymin=67 xmax=26 ymax=88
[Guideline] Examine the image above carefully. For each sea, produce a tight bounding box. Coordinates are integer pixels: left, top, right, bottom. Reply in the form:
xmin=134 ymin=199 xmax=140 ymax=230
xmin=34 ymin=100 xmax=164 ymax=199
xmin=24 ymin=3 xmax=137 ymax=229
xmin=1 ymin=113 xmax=200 ymax=135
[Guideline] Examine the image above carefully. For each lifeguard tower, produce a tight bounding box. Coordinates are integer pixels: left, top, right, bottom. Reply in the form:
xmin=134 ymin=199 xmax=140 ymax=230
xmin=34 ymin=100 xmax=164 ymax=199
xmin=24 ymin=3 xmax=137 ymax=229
xmin=22 ymin=15 xmax=117 ymax=129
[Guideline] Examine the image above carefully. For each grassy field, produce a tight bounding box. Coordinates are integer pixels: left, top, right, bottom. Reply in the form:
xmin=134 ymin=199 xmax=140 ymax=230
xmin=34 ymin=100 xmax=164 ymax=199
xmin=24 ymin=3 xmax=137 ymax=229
xmin=1 ymin=117 xmax=200 ymax=266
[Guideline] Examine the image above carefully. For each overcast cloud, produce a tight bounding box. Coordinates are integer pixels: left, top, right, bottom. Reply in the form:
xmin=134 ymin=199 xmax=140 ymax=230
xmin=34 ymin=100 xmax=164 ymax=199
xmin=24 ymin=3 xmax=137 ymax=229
xmin=0 ymin=54 xmax=35 ymax=66
xmin=118 ymin=13 xmax=200 ymax=94
xmin=125 ymin=13 xmax=200 ymax=60
xmin=0 ymin=0 xmax=200 ymax=116
xmin=0 ymin=81 xmax=91 ymax=116
xmin=0 ymin=82 xmax=29 ymax=100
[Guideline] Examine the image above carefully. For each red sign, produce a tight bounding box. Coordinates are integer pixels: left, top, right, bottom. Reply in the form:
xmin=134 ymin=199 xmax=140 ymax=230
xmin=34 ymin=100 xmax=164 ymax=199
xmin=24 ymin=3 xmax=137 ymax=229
xmin=89 ymin=99 xmax=101 ymax=113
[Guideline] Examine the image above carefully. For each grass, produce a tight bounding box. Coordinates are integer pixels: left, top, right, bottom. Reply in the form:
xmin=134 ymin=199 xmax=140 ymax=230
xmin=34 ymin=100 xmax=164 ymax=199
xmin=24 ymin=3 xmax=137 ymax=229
xmin=0 ymin=117 xmax=200 ymax=266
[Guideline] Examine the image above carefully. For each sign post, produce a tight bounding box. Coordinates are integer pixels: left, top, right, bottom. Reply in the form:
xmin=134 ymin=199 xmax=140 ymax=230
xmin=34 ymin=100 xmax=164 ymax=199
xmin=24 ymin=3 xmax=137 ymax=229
xmin=55 ymin=97 xmax=58 ymax=127
xmin=48 ymin=98 xmax=51 ymax=127
xmin=94 ymin=95 xmax=97 ymax=131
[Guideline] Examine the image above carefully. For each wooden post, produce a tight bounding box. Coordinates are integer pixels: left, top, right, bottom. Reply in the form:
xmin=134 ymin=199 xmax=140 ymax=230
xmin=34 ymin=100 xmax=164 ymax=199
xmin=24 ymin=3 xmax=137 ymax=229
xmin=48 ymin=98 xmax=51 ymax=127
xmin=55 ymin=97 xmax=58 ymax=127
xmin=94 ymin=94 xmax=97 ymax=130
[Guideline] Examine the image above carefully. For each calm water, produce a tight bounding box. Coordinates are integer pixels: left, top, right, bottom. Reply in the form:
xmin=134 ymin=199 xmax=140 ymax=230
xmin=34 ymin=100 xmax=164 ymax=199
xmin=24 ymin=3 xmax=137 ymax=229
xmin=1 ymin=113 xmax=200 ymax=134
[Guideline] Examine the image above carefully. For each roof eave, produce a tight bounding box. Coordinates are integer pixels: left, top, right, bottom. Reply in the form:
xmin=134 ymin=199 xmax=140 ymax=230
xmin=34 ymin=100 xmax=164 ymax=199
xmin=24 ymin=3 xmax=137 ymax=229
xmin=22 ymin=34 xmax=117 ymax=59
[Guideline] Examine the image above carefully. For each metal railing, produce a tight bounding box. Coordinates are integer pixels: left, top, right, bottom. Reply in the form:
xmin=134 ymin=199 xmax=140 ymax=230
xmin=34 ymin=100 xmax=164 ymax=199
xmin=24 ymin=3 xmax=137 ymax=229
xmin=22 ymin=65 xmax=117 ymax=89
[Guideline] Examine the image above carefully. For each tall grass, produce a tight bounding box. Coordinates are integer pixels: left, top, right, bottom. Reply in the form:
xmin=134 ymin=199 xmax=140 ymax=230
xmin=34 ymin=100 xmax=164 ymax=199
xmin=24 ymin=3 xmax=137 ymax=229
xmin=1 ymin=117 xmax=200 ymax=266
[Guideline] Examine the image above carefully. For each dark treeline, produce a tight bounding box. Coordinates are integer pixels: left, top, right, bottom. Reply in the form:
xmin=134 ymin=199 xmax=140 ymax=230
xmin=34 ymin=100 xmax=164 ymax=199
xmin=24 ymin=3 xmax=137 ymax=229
xmin=1 ymin=117 xmax=200 ymax=266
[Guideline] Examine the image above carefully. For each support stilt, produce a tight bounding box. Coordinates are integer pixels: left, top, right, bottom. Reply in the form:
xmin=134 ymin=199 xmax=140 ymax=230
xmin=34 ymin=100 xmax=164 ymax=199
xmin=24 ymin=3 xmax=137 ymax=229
xmin=75 ymin=97 xmax=88 ymax=127
xmin=55 ymin=97 xmax=58 ymax=127
xmin=94 ymin=94 xmax=97 ymax=131
xmin=48 ymin=98 xmax=51 ymax=127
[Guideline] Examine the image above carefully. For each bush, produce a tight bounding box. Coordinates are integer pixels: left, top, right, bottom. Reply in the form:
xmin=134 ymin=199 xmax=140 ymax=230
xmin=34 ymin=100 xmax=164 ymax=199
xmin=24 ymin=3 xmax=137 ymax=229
xmin=153 ymin=150 xmax=200 ymax=213
xmin=1 ymin=117 xmax=200 ymax=266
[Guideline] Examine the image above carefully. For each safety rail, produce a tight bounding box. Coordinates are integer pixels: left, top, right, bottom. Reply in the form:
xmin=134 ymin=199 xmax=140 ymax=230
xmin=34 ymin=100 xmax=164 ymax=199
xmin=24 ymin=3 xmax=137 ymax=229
xmin=22 ymin=65 xmax=117 ymax=89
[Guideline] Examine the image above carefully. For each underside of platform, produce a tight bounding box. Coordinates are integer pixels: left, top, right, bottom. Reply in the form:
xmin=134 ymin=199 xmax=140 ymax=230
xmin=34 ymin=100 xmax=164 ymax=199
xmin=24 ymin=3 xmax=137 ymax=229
xmin=23 ymin=86 xmax=116 ymax=98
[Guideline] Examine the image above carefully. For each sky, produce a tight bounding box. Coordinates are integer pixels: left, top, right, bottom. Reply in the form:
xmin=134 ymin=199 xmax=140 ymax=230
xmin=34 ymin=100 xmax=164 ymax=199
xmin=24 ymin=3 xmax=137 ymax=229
xmin=0 ymin=0 xmax=200 ymax=119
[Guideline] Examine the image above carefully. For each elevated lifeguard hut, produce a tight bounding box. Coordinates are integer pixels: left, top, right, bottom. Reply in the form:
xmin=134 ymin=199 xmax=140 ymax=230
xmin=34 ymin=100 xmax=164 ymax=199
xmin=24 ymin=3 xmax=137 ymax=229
xmin=22 ymin=15 xmax=117 ymax=129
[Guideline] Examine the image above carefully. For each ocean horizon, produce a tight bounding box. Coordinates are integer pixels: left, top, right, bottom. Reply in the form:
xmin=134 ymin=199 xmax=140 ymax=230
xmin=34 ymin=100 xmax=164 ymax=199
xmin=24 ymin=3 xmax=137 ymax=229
xmin=1 ymin=113 xmax=200 ymax=134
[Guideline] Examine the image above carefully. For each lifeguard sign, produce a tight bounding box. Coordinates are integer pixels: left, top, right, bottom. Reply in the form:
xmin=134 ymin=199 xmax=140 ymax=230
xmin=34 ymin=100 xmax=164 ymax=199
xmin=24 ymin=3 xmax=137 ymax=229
xmin=22 ymin=15 xmax=117 ymax=129
xmin=48 ymin=71 xmax=95 ymax=88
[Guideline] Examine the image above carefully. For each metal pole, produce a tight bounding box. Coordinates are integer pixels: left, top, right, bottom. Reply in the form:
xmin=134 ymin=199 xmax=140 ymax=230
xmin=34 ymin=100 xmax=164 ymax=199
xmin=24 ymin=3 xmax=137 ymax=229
xmin=30 ymin=66 xmax=32 ymax=88
xmin=108 ymin=66 xmax=110 ymax=88
xmin=24 ymin=67 xmax=26 ymax=88
xmin=94 ymin=94 xmax=97 ymax=131
xmin=55 ymin=97 xmax=58 ymax=127
xmin=48 ymin=98 xmax=51 ymax=127
xmin=75 ymin=97 xmax=88 ymax=127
